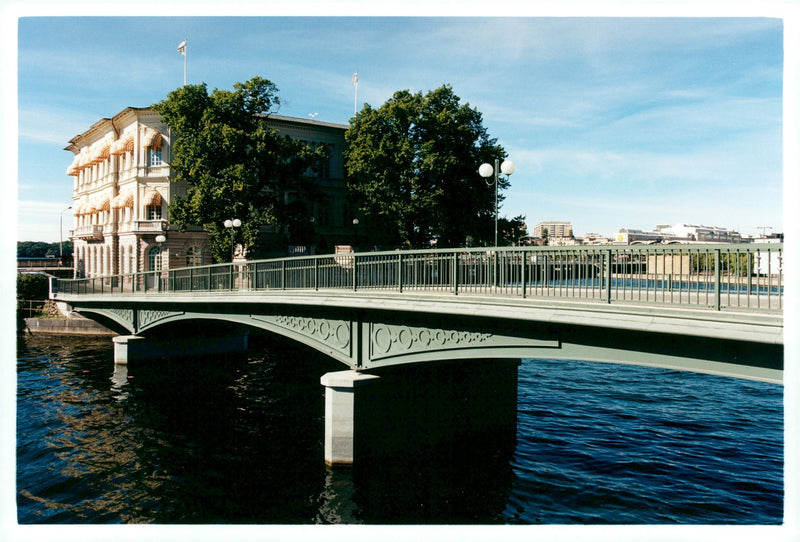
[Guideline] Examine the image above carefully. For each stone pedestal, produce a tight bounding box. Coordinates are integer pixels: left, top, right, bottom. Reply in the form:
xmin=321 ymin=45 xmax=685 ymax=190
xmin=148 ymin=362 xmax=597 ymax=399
xmin=113 ymin=335 xmax=147 ymax=364
xmin=320 ymin=359 xmax=519 ymax=467
xmin=320 ymin=370 xmax=381 ymax=466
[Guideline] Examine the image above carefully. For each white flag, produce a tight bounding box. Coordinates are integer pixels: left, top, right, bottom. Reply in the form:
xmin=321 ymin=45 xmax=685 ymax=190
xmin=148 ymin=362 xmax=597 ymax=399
xmin=177 ymin=39 xmax=187 ymax=56
xmin=352 ymin=72 xmax=358 ymax=85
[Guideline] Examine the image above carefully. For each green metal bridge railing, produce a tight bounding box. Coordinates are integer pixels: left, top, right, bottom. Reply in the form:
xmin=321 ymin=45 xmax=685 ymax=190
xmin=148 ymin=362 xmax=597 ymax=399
xmin=53 ymin=243 xmax=784 ymax=312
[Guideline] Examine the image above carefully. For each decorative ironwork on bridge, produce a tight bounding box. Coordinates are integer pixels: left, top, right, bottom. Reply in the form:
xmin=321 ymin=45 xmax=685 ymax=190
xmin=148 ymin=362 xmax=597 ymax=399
xmin=51 ymin=243 xmax=784 ymax=383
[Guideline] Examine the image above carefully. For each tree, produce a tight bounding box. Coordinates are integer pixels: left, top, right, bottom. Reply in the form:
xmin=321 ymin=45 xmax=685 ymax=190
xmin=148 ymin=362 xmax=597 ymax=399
xmin=344 ymin=85 xmax=507 ymax=248
xmin=498 ymin=215 xmax=528 ymax=246
xmin=17 ymin=273 xmax=49 ymax=301
xmin=152 ymin=77 xmax=328 ymax=262
xmin=17 ymin=241 xmax=73 ymax=259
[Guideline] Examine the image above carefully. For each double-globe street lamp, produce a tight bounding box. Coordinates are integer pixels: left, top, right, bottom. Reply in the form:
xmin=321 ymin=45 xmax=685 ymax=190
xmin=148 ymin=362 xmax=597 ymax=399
xmin=224 ymin=218 xmax=242 ymax=261
xmin=478 ymin=158 xmax=515 ymax=247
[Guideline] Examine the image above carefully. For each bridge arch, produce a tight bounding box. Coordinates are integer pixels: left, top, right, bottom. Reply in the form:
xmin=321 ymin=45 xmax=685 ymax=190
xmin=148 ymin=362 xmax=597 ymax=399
xmin=71 ymin=294 xmax=782 ymax=384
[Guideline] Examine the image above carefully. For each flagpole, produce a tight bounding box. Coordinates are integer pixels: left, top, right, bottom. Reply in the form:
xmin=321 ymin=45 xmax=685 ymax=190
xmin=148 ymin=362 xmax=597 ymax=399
xmin=352 ymin=72 xmax=358 ymax=116
xmin=178 ymin=38 xmax=187 ymax=85
xmin=183 ymin=38 xmax=187 ymax=85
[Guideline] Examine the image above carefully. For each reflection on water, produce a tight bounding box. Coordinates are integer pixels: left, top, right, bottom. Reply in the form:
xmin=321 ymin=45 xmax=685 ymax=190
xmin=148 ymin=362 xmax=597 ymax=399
xmin=17 ymin=332 xmax=783 ymax=524
xmin=109 ymin=363 xmax=128 ymax=400
xmin=18 ymin=333 xmax=517 ymax=524
xmin=316 ymin=469 xmax=360 ymax=524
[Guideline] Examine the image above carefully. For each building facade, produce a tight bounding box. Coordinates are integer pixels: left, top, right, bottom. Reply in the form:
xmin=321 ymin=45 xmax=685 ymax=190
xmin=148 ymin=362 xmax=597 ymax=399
xmin=655 ymin=223 xmax=742 ymax=243
xmin=66 ymin=107 xmax=349 ymax=278
xmin=614 ymin=228 xmax=672 ymax=244
xmin=615 ymin=224 xmax=742 ymax=245
xmin=533 ymin=221 xmax=573 ymax=240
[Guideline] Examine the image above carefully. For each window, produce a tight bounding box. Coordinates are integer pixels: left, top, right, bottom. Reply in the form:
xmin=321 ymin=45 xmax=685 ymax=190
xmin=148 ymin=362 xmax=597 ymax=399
xmin=148 ymin=246 xmax=161 ymax=271
xmin=186 ymin=246 xmax=203 ymax=267
xmin=147 ymin=205 xmax=162 ymax=220
xmin=319 ymin=144 xmax=331 ymax=178
xmin=149 ymin=149 xmax=162 ymax=166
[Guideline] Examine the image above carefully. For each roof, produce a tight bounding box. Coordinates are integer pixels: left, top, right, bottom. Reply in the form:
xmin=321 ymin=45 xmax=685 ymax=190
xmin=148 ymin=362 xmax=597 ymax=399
xmin=260 ymin=113 xmax=349 ymax=131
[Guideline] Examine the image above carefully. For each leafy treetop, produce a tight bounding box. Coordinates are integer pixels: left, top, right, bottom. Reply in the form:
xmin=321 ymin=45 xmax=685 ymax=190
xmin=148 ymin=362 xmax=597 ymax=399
xmin=152 ymin=77 xmax=328 ymax=262
xmin=344 ymin=85 xmax=509 ymax=249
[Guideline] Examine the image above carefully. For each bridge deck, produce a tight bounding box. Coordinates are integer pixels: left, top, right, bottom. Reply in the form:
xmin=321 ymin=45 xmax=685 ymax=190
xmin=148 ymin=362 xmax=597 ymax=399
xmin=53 ymin=287 xmax=783 ymax=346
xmin=51 ymin=244 xmax=784 ymax=383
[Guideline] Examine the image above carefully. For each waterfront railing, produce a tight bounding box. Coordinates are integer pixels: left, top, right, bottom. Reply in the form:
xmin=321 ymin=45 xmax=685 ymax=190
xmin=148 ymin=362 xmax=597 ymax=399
xmin=53 ymin=243 xmax=784 ymax=312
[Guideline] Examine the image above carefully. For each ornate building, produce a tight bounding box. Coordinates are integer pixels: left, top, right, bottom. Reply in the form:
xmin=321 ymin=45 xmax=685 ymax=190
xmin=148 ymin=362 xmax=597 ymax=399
xmin=66 ymin=107 xmax=348 ymax=278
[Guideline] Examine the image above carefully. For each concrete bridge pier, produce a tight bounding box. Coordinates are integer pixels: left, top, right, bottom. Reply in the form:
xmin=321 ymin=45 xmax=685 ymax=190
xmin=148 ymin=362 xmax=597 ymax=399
xmin=112 ymin=331 xmax=250 ymax=364
xmin=321 ymin=359 xmax=520 ymax=467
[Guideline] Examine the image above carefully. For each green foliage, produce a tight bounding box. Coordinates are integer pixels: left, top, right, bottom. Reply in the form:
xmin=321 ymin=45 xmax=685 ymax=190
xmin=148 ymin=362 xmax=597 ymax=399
xmin=17 ymin=273 xmax=49 ymax=301
xmin=17 ymin=241 xmax=72 ymax=258
xmin=152 ymin=77 xmax=328 ymax=262
xmin=344 ymin=85 xmax=506 ymax=248
xmin=498 ymin=215 xmax=528 ymax=246
xmin=690 ymin=251 xmax=755 ymax=276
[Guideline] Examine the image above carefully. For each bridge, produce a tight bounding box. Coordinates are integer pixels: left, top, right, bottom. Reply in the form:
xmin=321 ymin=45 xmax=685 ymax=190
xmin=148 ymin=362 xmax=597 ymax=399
xmin=51 ymin=243 xmax=784 ymax=466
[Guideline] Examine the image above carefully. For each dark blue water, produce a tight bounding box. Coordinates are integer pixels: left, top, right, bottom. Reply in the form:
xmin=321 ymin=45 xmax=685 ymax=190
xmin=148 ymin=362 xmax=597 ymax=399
xmin=16 ymin=333 xmax=783 ymax=524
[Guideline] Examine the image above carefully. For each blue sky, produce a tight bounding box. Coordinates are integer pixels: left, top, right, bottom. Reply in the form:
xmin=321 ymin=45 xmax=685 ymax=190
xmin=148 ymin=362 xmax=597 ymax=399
xmin=11 ymin=11 xmax=788 ymax=243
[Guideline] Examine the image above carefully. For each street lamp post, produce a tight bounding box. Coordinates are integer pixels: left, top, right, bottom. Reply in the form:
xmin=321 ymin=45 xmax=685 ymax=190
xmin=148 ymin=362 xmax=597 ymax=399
xmin=224 ymin=218 xmax=242 ymax=261
xmin=154 ymin=234 xmax=166 ymax=291
xmin=352 ymin=218 xmax=359 ymax=250
xmin=479 ymin=158 xmax=515 ymax=247
xmin=59 ymin=205 xmax=72 ymax=260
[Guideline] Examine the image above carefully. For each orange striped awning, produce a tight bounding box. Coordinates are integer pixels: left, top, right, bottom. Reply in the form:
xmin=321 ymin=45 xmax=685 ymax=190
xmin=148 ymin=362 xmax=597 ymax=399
xmin=112 ymin=192 xmax=134 ymax=209
xmin=143 ymin=189 xmax=162 ymax=206
xmin=90 ymin=143 xmax=110 ymax=164
xmin=76 ymin=147 xmax=92 ymax=170
xmin=110 ymin=135 xmax=134 ymax=155
xmin=66 ymin=154 xmax=81 ymax=176
xmin=143 ymin=128 xmax=162 ymax=149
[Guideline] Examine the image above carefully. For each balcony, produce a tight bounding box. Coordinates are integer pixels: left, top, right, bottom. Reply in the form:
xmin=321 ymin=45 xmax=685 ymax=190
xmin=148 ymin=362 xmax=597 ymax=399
xmin=131 ymin=220 xmax=168 ymax=234
xmin=72 ymin=225 xmax=104 ymax=241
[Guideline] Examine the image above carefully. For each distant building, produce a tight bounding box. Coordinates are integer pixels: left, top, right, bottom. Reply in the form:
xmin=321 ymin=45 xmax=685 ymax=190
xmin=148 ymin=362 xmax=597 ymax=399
xmin=580 ymin=233 xmax=611 ymax=245
xmin=655 ymin=224 xmax=741 ymax=243
xmin=533 ymin=221 xmax=573 ymax=240
xmin=66 ymin=107 xmax=349 ymax=278
xmin=548 ymin=237 xmax=581 ymax=246
xmin=615 ymin=224 xmax=742 ymax=245
xmin=614 ymin=228 xmax=674 ymax=245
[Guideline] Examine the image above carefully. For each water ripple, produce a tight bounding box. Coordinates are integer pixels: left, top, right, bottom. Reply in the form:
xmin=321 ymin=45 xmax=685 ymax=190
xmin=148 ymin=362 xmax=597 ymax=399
xmin=16 ymin=335 xmax=783 ymax=524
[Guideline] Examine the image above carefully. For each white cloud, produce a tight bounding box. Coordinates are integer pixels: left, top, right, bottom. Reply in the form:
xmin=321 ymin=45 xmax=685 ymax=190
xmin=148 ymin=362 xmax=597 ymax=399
xmin=18 ymin=106 xmax=95 ymax=146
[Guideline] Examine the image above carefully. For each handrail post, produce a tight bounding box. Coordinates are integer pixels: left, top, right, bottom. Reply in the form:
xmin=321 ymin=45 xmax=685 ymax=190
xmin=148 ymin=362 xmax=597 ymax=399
xmin=493 ymin=251 xmax=499 ymax=289
xmin=605 ymin=249 xmax=613 ymax=304
xmin=352 ymin=254 xmax=358 ymax=291
xmin=452 ymin=251 xmax=459 ymax=295
xmin=714 ymin=248 xmax=721 ymax=310
xmin=281 ymin=260 xmax=287 ymax=290
xmin=398 ymin=253 xmax=404 ymax=293
xmin=314 ymin=257 xmax=319 ymax=291
xmin=521 ymin=250 xmax=527 ymax=298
